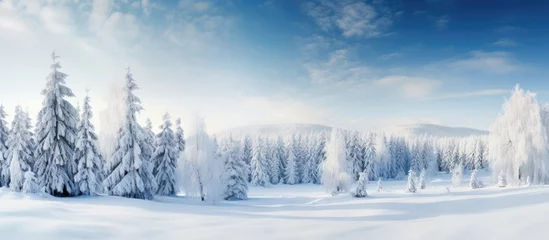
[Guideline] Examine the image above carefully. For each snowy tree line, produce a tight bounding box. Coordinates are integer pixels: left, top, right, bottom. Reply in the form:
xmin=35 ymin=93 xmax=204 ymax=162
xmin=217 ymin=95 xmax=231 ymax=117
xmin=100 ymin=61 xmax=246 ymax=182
xmin=227 ymin=131 xmax=489 ymax=188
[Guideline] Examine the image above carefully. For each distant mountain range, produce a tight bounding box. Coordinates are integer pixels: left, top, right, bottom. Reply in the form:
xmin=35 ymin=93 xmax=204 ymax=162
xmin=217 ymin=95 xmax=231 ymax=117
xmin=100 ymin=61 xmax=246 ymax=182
xmin=217 ymin=123 xmax=488 ymax=139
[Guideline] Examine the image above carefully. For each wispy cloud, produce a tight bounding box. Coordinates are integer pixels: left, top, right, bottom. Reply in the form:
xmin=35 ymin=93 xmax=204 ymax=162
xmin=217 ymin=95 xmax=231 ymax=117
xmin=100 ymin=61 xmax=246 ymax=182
xmin=494 ymin=38 xmax=517 ymax=47
xmin=449 ymin=51 xmax=519 ymax=74
xmin=379 ymin=52 xmax=401 ymax=60
xmin=374 ymin=75 xmax=441 ymax=98
xmin=436 ymin=15 xmax=449 ymax=30
xmin=305 ymin=48 xmax=370 ymax=84
xmin=429 ymin=89 xmax=509 ymax=100
xmin=303 ymin=0 xmax=394 ymax=38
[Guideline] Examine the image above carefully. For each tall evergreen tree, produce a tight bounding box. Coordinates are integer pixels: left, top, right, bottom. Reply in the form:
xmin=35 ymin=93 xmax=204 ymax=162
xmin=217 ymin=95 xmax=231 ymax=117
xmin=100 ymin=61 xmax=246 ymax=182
xmin=222 ymin=136 xmax=248 ymax=200
xmin=0 ymin=105 xmax=9 ymax=187
xmin=241 ymin=135 xmax=253 ymax=182
xmin=34 ymin=52 xmax=79 ymax=197
xmin=274 ymin=136 xmax=287 ymax=183
xmin=152 ymin=112 xmax=179 ymax=196
xmin=266 ymin=138 xmax=280 ymax=184
xmin=74 ymin=93 xmax=104 ymax=195
xmin=285 ymin=134 xmax=300 ymax=185
xmin=312 ymin=132 xmax=327 ymax=184
xmin=174 ymin=118 xmax=186 ymax=158
xmin=142 ymin=119 xmax=155 ymax=167
xmin=250 ymin=137 xmax=269 ymax=186
xmin=103 ymin=67 xmax=156 ymax=200
xmin=7 ymin=106 xmax=34 ymax=192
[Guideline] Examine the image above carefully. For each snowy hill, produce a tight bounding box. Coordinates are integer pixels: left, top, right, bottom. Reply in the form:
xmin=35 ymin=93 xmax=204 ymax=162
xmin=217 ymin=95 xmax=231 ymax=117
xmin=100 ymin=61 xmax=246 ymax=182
xmin=217 ymin=123 xmax=333 ymax=139
xmin=217 ymin=123 xmax=488 ymax=139
xmin=383 ymin=123 xmax=488 ymax=138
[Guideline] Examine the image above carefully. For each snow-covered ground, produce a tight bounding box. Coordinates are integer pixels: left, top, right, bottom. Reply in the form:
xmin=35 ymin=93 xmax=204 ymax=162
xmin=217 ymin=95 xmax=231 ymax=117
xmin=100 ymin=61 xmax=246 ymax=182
xmin=1 ymin=171 xmax=548 ymax=240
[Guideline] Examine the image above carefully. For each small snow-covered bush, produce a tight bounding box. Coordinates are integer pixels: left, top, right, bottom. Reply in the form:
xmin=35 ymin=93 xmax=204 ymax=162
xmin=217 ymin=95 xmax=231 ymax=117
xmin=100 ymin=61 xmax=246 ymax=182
xmin=405 ymin=170 xmax=417 ymax=193
xmin=351 ymin=172 xmax=368 ymax=198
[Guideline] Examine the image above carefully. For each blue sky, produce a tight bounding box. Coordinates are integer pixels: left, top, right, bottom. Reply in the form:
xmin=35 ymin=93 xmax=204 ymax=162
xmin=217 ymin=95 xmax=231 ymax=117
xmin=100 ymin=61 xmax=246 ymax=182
xmin=0 ymin=0 xmax=548 ymax=132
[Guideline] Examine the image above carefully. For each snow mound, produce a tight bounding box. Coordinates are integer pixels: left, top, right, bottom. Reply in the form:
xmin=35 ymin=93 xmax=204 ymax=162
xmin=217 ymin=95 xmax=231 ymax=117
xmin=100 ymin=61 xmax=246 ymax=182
xmin=383 ymin=123 xmax=488 ymax=138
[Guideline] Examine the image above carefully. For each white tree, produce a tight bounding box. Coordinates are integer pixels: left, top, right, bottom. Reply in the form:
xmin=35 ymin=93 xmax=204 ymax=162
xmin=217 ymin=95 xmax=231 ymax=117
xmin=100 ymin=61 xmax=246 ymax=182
xmin=240 ymin=135 xmax=253 ymax=182
xmin=351 ymin=172 xmax=368 ymax=198
xmin=418 ymin=168 xmax=427 ymax=189
xmin=34 ymin=52 xmax=79 ymax=197
xmin=498 ymin=172 xmax=507 ymax=188
xmin=22 ymin=171 xmax=40 ymax=194
xmin=143 ymin=119 xmax=156 ymax=166
xmin=222 ymin=136 xmax=248 ymax=200
xmin=285 ymin=134 xmax=300 ymax=185
xmin=251 ymin=137 xmax=269 ymax=187
xmin=405 ymin=170 xmax=417 ymax=193
xmin=489 ymin=85 xmax=549 ymax=185
xmin=74 ymin=93 xmax=104 ymax=195
xmin=377 ymin=177 xmax=383 ymax=192
xmin=181 ymin=114 xmax=223 ymax=204
xmin=103 ymin=67 xmax=156 ymax=200
xmin=322 ymin=129 xmax=351 ymax=196
xmin=452 ymin=163 xmax=463 ymax=187
xmin=152 ymin=112 xmax=179 ymax=196
xmin=174 ymin=118 xmax=186 ymax=158
xmin=469 ymin=169 xmax=483 ymax=189
xmin=274 ymin=136 xmax=287 ymax=183
xmin=7 ymin=106 xmax=33 ymax=192
xmin=0 ymin=105 xmax=10 ymax=187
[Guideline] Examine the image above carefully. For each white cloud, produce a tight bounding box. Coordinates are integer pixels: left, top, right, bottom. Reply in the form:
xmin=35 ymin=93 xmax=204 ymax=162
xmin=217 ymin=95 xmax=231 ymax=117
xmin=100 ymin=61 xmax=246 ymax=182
xmin=304 ymin=0 xmax=393 ymax=38
xmin=89 ymin=0 xmax=114 ymax=30
xmin=305 ymin=48 xmax=371 ymax=84
xmin=450 ymin=51 xmax=519 ymax=74
xmin=494 ymin=38 xmax=517 ymax=47
xmin=429 ymin=89 xmax=509 ymax=100
xmin=436 ymin=15 xmax=449 ymax=30
xmin=375 ymin=75 xmax=441 ymax=98
xmin=379 ymin=52 xmax=401 ymax=60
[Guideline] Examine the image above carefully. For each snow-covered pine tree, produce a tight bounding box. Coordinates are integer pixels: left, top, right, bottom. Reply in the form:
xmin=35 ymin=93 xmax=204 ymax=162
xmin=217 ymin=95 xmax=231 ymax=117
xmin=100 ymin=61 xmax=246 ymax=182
xmin=174 ymin=118 xmax=186 ymax=158
xmin=312 ymin=132 xmax=327 ymax=184
xmin=419 ymin=168 xmax=427 ymax=189
xmin=451 ymin=163 xmax=463 ymax=187
xmin=0 ymin=105 xmax=9 ymax=187
xmin=377 ymin=177 xmax=383 ymax=192
xmin=250 ymin=137 xmax=269 ymax=187
xmin=34 ymin=52 xmax=79 ymax=197
xmin=151 ymin=112 xmax=179 ymax=196
xmin=469 ymin=169 xmax=483 ymax=189
xmin=7 ymin=106 xmax=34 ymax=192
xmin=103 ymin=67 xmax=156 ymax=200
xmin=350 ymin=132 xmax=365 ymax=181
xmin=405 ymin=170 xmax=417 ymax=193
xmin=241 ymin=135 xmax=253 ymax=182
xmin=22 ymin=171 xmax=40 ymax=194
xmin=222 ymin=136 xmax=248 ymax=200
xmin=351 ymin=172 xmax=368 ymax=198
xmin=301 ymin=134 xmax=314 ymax=184
xmin=274 ymin=136 xmax=287 ymax=183
xmin=322 ymin=129 xmax=351 ymax=196
xmin=266 ymin=138 xmax=280 ymax=185
xmin=498 ymin=172 xmax=507 ymax=188
xmin=203 ymin=135 xmax=225 ymax=204
xmin=74 ymin=92 xmax=104 ymax=195
xmin=142 ymin=119 xmax=155 ymax=168
xmin=285 ymin=134 xmax=300 ymax=185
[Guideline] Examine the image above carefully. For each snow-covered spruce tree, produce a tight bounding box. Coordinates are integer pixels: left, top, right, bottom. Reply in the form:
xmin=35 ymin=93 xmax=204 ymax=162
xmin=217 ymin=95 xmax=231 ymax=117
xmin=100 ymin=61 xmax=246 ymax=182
xmin=0 ymin=105 xmax=9 ymax=187
xmin=152 ymin=112 xmax=179 ymax=196
xmin=74 ymin=93 xmax=104 ymax=195
xmin=301 ymin=134 xmax=315 ymax=184
xmin=174 ymin=118 xmax=186 ymax=158
xmin=351 ymin=172 xmax=368 ymax=198
xmin=377 ymin=177 xmax=383 ymax=192
xmin=222 ymin=136 xmax=248 ymax=200
xmin=241 ymin=135 xmax=253 ymax=182
xmin=312 ymin=132 xmax=327 ymax=184
xmin=22 ymin=171 xmax=40 ymax=194
xmin=405 ymin=170 xmax=417 ymax=193
xmin=469 ymin=169 xmax=483 ymax=189
xmin=34 ymin=52 xmax=79 ymax=197
xmin=322 ymin=129 xmax=351 ymax=196
xmin=419 ymin=168 xmax=427 ymax=189
xmin=23 ymin=110 xmax=36 ymax=169
xmin=285 ymin=134 xmax=300 ymax=185
xmin=251 ymin=137 xmax=269 ymax=187
xmin=489 ymin=85 xmax=549 ymax=185
xmin=274 ymin=136 xmax=287 ymax=183
xmin=7 ymin=106 xmax=34 ymax=192
xmin=103 ymin=67 xmax=156 ymax=200
xmin=142 ymin=119 xmax=155 ymax=172
xmin=266 ymin=138 xmax=280 ymax=185
xmin=498 ymin=172 xmax=507 ymax=188
xmin=451 ymin=163 xmax=463 ymax=187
